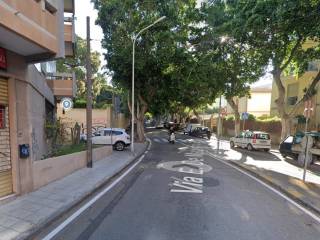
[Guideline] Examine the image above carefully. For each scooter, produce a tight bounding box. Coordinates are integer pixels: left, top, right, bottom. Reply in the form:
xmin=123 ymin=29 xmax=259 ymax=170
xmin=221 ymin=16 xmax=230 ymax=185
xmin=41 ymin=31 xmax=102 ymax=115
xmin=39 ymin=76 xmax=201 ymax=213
xmin=168 ymin=132 xmax=175 ymax=144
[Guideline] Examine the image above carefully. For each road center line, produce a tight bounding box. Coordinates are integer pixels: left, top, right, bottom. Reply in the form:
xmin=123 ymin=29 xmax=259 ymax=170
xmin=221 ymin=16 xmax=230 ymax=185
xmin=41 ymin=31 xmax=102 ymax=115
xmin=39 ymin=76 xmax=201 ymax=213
xmin=42 ymin=141 xmax=151 ymax=240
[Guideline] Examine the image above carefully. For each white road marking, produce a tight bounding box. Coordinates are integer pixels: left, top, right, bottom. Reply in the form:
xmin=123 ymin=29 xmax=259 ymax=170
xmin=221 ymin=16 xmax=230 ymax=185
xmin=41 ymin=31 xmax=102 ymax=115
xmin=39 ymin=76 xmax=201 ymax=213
xmin=178 ymin=141 xmax=320 ymax=223
xmin=206 ymin=151 xmax=320 ymax=224
xmin=42 ymin=142 xmax=151 ymax=240
xmin=161 ymin=137 xmax=168 ymax=142
xmin=153 ymin=138 xmax=161 ymax=143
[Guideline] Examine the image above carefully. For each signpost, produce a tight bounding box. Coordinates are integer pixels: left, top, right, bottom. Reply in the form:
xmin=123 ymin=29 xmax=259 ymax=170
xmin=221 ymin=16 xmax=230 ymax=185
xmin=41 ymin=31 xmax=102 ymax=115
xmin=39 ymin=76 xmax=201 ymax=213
xmin=302 ymin=99 xmax=314 ymax=182
xmin=241 ymin=112 xmax=249 ymax=131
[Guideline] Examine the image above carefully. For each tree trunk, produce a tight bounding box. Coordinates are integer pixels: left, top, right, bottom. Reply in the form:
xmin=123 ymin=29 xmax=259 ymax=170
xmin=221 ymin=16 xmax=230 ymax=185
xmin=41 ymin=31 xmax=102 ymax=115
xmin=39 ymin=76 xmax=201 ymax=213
xmin=226 ymin=97 xmax=240 ymax=136
xmin=281 ymin=117 xmax=291 ymax=140
xmin=235 ymin=114 xmax=240 ymax=135
xmin=135 ymin=94 xmax=148 ymax=142
xmin=273 ymin=67 xmax=291 ymax=139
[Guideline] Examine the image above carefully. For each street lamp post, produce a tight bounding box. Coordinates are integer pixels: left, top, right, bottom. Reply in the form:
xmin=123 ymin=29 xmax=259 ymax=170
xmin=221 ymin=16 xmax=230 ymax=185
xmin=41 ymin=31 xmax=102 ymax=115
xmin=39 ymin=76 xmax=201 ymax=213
xmin=131 ymin=16 xmax=166 ymax=153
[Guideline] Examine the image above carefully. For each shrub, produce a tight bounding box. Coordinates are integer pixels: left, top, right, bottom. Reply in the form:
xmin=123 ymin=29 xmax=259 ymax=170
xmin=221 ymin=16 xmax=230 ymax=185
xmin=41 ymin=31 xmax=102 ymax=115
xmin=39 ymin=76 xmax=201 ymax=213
xmin=257 ymin=114 xmax=270 ymax=120
xmin=74 ymin=98 xmax=86 ymax=108
xmin=247 ymin=113 xmax=256 ymax=121
xmin=226 ymin=115 xmax=235 ymax=121
xmin=256 ymin=116 xmax=281 ymax=123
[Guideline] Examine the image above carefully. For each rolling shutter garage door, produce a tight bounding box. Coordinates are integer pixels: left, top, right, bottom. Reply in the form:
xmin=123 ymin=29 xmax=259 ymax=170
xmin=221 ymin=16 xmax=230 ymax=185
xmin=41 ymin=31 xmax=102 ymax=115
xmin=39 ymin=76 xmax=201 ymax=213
xmin=0 ymin=78 xmax=12 ymax=198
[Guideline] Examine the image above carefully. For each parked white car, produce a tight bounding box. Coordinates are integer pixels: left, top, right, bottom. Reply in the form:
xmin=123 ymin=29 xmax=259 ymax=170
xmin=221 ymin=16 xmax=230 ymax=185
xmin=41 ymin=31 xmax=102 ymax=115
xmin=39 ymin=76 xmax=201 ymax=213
xmin=183 ymin=123 xmax=202 ymax=135
xmin=230 ymin=131 xmax=271 ymax=151
xmin=92 ymin=128 xmax=131 ymax=151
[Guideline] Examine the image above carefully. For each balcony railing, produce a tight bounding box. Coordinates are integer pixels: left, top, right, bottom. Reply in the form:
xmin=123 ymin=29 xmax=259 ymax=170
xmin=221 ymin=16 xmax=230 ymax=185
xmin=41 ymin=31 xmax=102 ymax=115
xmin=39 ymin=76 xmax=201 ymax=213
xmin=46 ymin=72 xmax=76 ymax=99
xmin=64 ymin=16 xmax=75 ymax=57
xmin=0 ymin=0 xmax=61 ymax=60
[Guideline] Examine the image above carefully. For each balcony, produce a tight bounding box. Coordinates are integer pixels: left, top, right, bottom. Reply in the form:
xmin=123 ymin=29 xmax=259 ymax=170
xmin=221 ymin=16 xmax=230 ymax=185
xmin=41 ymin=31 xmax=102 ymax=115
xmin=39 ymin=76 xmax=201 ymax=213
xmin=64 ymin=17 xmax=76 ymax=57
xmin=0 ymin=0 xmax=60 ymax=60
xmin=64 ymin=0 xmax=75 ymax=13
xmin=46 ymin=73 xmax=76 ymax=99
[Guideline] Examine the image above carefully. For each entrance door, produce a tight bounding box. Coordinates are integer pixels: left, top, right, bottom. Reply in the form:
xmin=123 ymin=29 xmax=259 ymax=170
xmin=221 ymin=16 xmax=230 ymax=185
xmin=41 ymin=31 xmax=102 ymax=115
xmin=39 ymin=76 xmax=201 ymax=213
xmin=0 ymin=78 xmax=12 ymax=198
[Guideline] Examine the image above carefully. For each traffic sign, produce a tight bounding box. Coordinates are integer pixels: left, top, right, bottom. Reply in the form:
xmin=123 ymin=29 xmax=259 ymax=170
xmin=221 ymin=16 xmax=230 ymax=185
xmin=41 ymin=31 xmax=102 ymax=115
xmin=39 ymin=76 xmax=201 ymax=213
xmin=61 ymin=97 xmax=73 ymax=111
xmin=303 ymin=100 xmax=314 ymax=118
xmin=242 ymin=112 xmax=249 ymax=120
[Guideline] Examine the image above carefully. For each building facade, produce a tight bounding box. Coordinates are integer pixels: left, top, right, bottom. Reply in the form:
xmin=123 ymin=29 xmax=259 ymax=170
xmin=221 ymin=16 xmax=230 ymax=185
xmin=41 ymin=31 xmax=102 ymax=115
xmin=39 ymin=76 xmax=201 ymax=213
xmin=0 ymin=0 xmax=75 ymax=198
xmin=225 ymin=85 xmax=272 ymax=117
xmin=270 ymin=61 xmax=320 ymax=132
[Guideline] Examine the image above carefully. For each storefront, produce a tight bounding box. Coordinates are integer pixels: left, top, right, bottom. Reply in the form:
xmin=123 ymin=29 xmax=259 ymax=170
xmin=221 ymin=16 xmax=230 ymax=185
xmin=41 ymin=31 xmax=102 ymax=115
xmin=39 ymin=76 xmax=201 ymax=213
xmin=0 ymin=77 xmax=12 ymax=198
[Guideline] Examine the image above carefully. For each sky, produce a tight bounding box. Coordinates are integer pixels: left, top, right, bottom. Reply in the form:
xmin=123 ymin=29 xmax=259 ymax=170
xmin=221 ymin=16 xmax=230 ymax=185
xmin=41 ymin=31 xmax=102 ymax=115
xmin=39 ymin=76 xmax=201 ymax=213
xmin=75 ymin=0 xmax=106 ymax=69
xmin=75 ymin=0 xmax=272 ymax=87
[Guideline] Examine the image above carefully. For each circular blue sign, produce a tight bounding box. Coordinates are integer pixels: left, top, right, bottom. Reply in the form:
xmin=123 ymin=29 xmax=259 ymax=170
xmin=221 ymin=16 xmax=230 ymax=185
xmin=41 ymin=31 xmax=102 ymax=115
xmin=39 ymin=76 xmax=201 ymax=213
xmin=61 ymin=98 xmax=73 ymax=111
xmin=242 ymin=112 xmax=249 ymax=120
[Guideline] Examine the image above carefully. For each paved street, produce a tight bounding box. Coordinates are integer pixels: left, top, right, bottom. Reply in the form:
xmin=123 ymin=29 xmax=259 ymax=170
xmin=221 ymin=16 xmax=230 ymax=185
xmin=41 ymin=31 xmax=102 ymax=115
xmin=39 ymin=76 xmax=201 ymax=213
xmin=40 ymin=130 xmax=320 ymax=240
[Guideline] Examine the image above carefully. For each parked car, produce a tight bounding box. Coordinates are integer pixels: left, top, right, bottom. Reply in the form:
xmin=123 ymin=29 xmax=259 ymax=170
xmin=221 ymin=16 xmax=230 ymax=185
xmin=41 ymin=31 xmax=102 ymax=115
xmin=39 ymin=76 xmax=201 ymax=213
xmin=279 ymin=135 xmax=301 ymax=159
xmin=279 ymin=132 xmax=320 ymax=166
xmin=230 ymin=131 xmax=271 ymax=151
xmin=183 ymin=123 xmax=201 ymax=135
xmin=190 ymin=126 xmax=212 ymax=139
xmin=155 ymin=122 xmax=165 ymax=129
xmin=92 ymin=128 xmax=131 ymax=151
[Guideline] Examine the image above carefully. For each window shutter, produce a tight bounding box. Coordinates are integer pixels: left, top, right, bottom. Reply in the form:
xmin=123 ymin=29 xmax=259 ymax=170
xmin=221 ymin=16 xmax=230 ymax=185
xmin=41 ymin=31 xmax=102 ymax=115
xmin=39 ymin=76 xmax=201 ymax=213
xmin=0 ymin=79 xmax=8 ymax=105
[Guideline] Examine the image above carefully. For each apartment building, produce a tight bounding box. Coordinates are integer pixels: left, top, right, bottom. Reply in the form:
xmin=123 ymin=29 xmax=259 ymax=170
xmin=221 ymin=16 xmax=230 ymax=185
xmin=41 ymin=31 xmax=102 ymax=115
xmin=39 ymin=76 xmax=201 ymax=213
xmin=226 ymin=85 xmax=272 ymax=117
xmin=0 ymin=0 xmax=76 ymax=199
xmin=270 ymin=60 xmax=320 ymax=131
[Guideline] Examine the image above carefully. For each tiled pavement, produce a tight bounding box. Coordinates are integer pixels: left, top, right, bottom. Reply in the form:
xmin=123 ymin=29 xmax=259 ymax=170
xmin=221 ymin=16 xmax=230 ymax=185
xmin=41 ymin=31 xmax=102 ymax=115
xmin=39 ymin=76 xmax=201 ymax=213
xmin=0 ymin=143 xmax=148 ymax=240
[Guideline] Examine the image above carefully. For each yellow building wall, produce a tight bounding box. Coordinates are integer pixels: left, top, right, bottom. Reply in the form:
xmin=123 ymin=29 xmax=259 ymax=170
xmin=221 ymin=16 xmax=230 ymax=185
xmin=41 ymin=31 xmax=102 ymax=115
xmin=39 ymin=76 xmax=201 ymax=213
xmin=227 ymin=91 xmax=271 ymax=117
xmin=247 ymin=92 xmax=271 ymax=116
xmin=270 ymin=70 xmax=320 ymax=130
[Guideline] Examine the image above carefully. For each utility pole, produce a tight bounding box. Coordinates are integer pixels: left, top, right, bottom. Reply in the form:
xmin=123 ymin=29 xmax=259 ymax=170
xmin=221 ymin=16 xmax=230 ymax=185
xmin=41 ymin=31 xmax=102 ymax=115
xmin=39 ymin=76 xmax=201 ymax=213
xmin=302 ymin=99 xmax=313 ymax=182
xmin=217 ymin=95 xmax=222 ymax=151
xmin=86 ymin=16 xmax=93 ymax=168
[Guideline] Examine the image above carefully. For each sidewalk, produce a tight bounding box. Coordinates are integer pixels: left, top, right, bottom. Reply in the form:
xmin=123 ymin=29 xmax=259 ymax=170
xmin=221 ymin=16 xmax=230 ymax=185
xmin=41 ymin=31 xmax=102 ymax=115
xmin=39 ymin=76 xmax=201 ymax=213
xmin=0 ymin=142 xmax=148 ymax=240
xmin=208 ymin=137 xmax=320 ymax=215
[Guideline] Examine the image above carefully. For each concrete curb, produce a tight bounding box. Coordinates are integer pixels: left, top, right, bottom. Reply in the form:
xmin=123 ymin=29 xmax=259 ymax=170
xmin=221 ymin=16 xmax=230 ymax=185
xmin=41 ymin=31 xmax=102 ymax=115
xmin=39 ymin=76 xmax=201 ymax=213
xmin=23 ymin=141 xmax=150 ymax=240
xmin=209 ymin=152 xmax=320 ymax=218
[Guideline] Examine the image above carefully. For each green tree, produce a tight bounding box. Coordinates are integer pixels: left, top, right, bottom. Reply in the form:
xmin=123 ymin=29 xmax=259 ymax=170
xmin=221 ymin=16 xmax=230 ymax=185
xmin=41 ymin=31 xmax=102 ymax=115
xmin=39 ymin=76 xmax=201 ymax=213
xmin=57 ymin=36 xmax=104 ymax=100
xmin=93 ymin=0 xmax=203 ymax=141
xmin=214 ymin=0 xmax=320 ymax=139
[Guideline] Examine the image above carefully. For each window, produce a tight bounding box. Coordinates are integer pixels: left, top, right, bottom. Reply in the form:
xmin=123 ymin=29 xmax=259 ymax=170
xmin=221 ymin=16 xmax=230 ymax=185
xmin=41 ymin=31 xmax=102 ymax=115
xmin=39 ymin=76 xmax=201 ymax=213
xmin=287 ymin=83 xmax=298 ymax=106
xmin=0 ymin=106 xmax=5 ymax=129
xmin=307 ymin=61 xmax=319 ymax=72
xmin=112 ymin=131 xmax=123 ymax=136
xmin=287 ymin=96 xmax=298 ymax=105
xmin=245 ymin=132 xmax=254 ymax=138
xmin=256 ymin=133 xmax=270 ymax=140
xmin=284 ymin=136 xmax=294 ymax=143
xmin=104 ymin=130 xmax=111 ymax=136
xmin=238 ymin=132 xmax=245 ymax=138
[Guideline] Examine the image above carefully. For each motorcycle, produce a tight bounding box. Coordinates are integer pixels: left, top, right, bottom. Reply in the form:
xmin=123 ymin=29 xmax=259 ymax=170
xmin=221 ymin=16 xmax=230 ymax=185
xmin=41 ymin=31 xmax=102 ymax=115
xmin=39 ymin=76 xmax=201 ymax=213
xmin=168 ymin=132 xmax=175 ymax=144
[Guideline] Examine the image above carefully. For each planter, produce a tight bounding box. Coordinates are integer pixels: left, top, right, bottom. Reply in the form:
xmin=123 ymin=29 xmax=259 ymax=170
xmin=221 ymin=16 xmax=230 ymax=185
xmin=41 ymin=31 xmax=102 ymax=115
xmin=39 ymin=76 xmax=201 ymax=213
xmin=32 ymin=146 xmax=112 ymax=190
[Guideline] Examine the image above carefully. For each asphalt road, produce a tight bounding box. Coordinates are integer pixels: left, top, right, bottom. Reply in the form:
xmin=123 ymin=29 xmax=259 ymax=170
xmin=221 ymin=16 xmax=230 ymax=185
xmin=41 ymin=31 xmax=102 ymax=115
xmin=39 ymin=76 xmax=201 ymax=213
xmin=45 ymin=130 xmax=320 ymax=240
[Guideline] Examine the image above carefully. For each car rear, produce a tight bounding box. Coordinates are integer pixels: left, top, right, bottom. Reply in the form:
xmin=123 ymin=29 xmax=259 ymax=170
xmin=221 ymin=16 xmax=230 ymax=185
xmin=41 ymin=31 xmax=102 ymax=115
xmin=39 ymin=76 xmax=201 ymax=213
xmin=123 ymin=131 xmax=131 ymax=146
xmin=251 ymin=132 xmax=271 ymax=150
